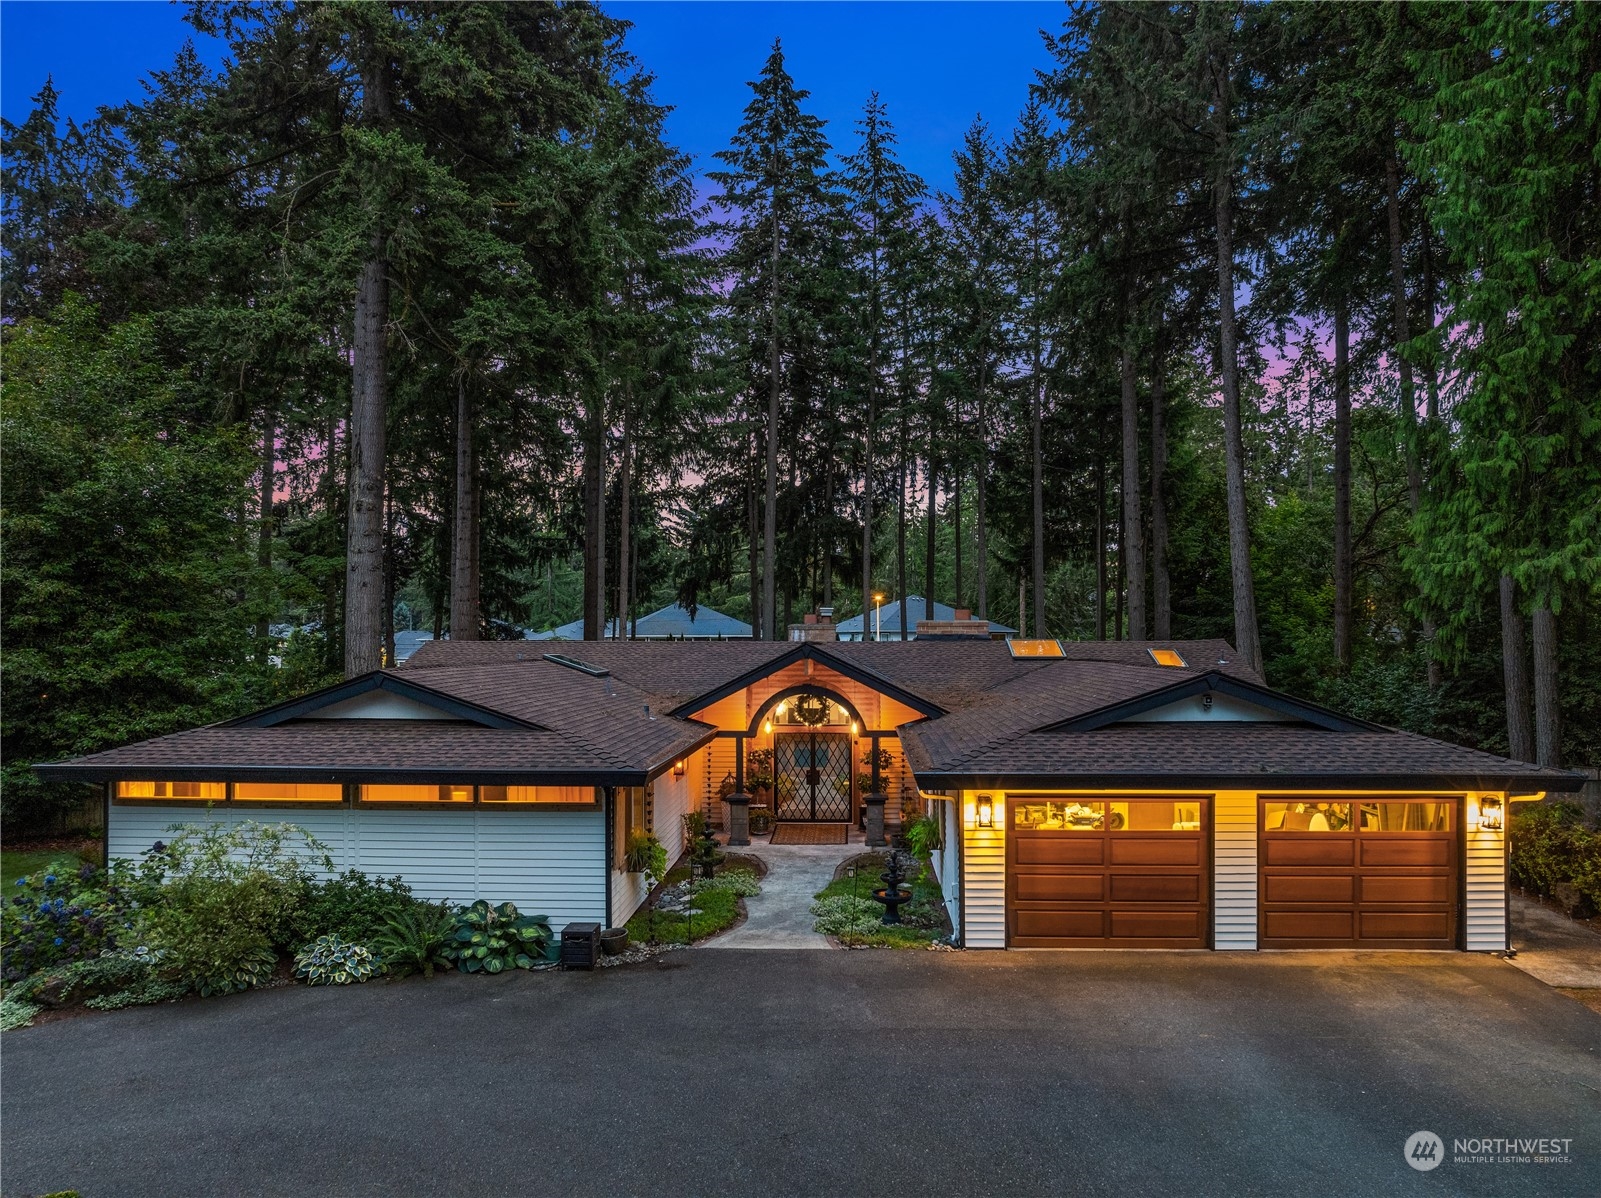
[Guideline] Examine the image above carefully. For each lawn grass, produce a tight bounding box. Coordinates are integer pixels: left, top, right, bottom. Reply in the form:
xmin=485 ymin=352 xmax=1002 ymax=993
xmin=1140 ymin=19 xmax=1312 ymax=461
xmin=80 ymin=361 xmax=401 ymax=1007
xmin=624 ymin=860 xmax=761 ymax=946
xmin=813 ymin=852 xmax=950 ymax=948
xmin=2 ymin=849 xmax=86 ymax=889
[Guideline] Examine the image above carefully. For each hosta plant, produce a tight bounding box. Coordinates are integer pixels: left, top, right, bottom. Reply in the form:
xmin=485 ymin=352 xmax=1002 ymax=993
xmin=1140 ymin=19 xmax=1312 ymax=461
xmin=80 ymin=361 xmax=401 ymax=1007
xmin=442 ymin=901 xmax=552 ymax=974
xmin=293 ymin=935 xmax=383 ymax=986
xmin=194 ymin=945 xmax=278 ymax=997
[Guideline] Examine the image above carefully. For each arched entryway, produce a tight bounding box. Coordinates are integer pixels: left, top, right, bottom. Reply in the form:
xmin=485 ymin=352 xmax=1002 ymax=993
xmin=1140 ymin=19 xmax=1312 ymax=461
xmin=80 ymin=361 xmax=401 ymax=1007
xmin=748 ymin=687 xmax=865 ymax=824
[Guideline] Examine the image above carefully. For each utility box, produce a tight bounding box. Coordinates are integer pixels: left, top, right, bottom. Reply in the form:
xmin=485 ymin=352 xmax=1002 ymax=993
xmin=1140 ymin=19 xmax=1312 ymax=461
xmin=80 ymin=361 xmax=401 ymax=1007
xmin=560 ymin=922 xmax=601 ymax=970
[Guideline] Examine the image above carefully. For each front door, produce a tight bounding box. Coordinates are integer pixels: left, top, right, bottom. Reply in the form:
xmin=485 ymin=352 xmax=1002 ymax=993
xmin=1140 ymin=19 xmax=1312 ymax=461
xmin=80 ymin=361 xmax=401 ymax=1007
xmin=775 ymin=732 xmax=852 ymax=822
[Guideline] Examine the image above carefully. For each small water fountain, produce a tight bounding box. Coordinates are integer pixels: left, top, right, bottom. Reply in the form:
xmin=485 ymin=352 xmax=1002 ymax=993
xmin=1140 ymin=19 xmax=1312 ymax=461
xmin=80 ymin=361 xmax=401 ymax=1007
xmin=869 ymin=849 xmax=913 ymax=925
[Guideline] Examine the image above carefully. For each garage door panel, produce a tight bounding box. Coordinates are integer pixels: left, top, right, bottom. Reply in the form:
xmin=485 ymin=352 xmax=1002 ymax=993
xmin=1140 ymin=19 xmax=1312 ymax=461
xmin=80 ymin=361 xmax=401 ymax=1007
xmin=1263 ymin=874 xmax=1354 ymax=904
xmin=1359 ymin=911 xmax=1453 ymax=940
xmin=1012 ymin=909 xmax=1105 ymax=939
xmin=1110 ymin=910 xmax=1202 ymax=939
xmin=1360 ymin=875 xmax=1451 ymax=904
xmin=1015 ymin=837 xmax=1104 ymax=866
xmin=1263 ymin=910 xmax=1354 ymax=940
xmin=1007 ymin=798 xmax=1209 ymax=948
xmin=1013 ymin=872 xmax=1104 ymax=903
xmin=1359 ymin=839 xmax=1449 ymax=868
xmin=1109 ymin=873 xmax=1201 ymax=903
xmin=1259 ymin=798 xmax=1458 ymax=950
xmin=1109 ymin=838 xmax=1199 ymax=866
xmin=1265 ymin=839 xmax=1354 ymax=866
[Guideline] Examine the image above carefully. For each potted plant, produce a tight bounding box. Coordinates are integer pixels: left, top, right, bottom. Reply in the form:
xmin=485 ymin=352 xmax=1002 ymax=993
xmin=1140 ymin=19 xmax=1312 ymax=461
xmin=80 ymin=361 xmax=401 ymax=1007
xmin=857 ymin=743 xmax=895 ymax=795
xmin=745 ymin=747 xmax=774 ymax=803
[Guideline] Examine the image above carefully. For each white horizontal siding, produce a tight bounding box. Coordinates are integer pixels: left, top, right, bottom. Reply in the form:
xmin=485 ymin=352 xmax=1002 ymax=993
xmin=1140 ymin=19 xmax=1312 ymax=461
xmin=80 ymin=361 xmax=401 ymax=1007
xmin=1465 ymin=793 xmax=1507 ymax=951
xmin=108 ymin=804 xmax=606 ymax=930
xmin=1214 ymin=790 xmax=1258 ymax=950
xmin=963 ymin=791 xmax=1005 ymax=948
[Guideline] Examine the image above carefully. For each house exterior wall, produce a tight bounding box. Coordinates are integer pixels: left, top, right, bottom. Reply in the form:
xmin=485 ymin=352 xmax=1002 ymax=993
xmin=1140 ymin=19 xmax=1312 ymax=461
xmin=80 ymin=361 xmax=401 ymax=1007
xmin=1464 ymin=791 xmax=1507 ymax=951
xmin=107 ymin=803 xmax=607 ymax=929
xmin=610 ymin=770 xmax=698 ymax=927
xmin=1213 ymin=789 xmax=1259 ymax=950
xmin=960 ymin=790 xmax=1007 ymax=948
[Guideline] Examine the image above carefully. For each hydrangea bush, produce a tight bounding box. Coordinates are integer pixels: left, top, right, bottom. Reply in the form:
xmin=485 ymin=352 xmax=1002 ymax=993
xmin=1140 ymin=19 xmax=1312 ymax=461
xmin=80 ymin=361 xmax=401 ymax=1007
xmin=2 ymin=861 xmax=136 ymax=984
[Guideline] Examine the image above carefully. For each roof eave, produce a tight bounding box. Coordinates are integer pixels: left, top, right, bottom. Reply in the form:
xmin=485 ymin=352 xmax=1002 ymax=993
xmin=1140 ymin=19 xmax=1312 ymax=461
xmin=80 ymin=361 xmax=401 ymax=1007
xmin=906 ymin=768 xmax=1587 ymax=793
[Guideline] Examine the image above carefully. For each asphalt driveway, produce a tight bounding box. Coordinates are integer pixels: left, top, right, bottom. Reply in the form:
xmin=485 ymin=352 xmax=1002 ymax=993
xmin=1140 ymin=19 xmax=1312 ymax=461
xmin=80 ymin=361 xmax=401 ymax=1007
xmin=3 ymin=950 xmax=1598 ymax=1198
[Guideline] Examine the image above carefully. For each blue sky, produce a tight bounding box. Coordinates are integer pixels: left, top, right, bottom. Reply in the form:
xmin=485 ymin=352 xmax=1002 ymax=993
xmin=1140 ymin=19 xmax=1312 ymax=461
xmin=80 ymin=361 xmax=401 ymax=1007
xmin=1 ymin=0 xmax=1064 ymax=193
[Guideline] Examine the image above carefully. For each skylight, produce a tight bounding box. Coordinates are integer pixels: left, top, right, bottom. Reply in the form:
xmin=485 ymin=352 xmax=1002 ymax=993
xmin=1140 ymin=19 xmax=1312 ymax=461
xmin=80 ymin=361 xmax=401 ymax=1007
xmin=1008 ymin=638 xmax=1064 ymax=659
xmin=1147 ymin=648 xmax=1187 ymax=668
xmin=542 ymin=653 xmax=610 ymax=677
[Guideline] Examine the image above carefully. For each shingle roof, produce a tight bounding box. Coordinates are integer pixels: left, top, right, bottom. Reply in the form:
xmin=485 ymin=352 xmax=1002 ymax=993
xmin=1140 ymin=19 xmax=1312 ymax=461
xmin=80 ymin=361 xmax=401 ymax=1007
xmin=834 ymin=597 xmax=1016 ymax=636
xmin=524 ymin=603 xmax=752 ymax=641
xmin=36 ymin=636 xmax=1585 ymax=793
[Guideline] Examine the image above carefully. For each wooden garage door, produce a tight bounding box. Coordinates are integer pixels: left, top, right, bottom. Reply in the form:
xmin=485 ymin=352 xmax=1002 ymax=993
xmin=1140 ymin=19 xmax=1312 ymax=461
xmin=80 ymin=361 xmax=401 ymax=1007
xmin=1007 ymin=797 xmax=1210 ymax=948
xmin=1258 ymin=797 xmax=1458 ymax=949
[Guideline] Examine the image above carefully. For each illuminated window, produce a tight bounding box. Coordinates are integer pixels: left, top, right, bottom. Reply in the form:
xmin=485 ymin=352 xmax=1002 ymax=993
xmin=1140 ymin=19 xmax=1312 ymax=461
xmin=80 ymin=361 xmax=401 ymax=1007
xmin=1147 ymin=648 xmax=1187 ymax=668
xmin=1264 ymin=802 xmax=1353 ymax=832
xmin=1108 ymin=800 xmax=1205 ymax=830
xmin=1014 ymin=801 xmax=1104 ymax=831
xmin=1008 ymin=638 xmax=1064 ymax=658
xmin=360 ymin=784 xmax=473 ymax=803
xmin=480 ymin=786 xmax=592 ymax=804
xmin=117 ymin=781 xmax=225 ymax=801
xmin=234 ymin=783 xmax=343 ymax=803
xmin=1359 ymin=801 xmax=1450 ymax=832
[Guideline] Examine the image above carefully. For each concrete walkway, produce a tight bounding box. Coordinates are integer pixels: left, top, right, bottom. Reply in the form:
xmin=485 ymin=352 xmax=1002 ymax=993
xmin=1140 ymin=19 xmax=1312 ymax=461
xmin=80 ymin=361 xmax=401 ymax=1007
xmin=704 ymin=831 xmax=865 ymax=949
xmin=1509 ymin=893 xmax=1601 ymax=988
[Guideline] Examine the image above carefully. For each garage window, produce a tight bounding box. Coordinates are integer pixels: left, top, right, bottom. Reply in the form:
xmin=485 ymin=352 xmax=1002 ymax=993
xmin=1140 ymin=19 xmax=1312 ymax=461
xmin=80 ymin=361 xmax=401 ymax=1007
xmin=1015 ymin=800 xmax=1103 ymax=831
xmin=1359 ymin=801 xmax=1450 ymax=832
xmin=1264 ymin=801 xmax=1353 ymax=832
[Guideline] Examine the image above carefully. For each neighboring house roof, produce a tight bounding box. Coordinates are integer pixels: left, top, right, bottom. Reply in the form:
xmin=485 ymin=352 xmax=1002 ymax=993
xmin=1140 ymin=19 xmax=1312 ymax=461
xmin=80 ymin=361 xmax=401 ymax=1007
xmin=36 ymin=639 xmax=1584 ymax=794
xmin=392 ymin=631 xmax=433 ymax=663
xmin=833 ymin=597 xmax=1016 ymax=638
xmin=525 ymin=603 xmax=752 ymax=641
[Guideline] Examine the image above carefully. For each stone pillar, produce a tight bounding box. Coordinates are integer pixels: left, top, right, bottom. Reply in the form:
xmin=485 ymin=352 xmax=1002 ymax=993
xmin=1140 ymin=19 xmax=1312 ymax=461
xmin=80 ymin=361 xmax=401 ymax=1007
xmin=864 ymin=793 xmax=888 ymax=848
xmin=726 ymin=792 xmax=752 ymax=847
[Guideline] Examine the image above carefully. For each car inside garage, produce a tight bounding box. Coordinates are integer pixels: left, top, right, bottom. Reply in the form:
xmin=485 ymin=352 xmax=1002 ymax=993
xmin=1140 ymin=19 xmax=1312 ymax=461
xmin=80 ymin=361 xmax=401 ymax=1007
xmin=1007 ymin=796 xmax=1210 ymax=948
xmin=1257 ymin=796 xmax=1458 ymax=949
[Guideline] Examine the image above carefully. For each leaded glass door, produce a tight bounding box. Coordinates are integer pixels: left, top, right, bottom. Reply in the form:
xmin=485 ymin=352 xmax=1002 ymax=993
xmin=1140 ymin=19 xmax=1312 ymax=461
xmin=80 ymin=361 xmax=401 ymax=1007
xmin=775 ymin=732 xmax=852 ymax=822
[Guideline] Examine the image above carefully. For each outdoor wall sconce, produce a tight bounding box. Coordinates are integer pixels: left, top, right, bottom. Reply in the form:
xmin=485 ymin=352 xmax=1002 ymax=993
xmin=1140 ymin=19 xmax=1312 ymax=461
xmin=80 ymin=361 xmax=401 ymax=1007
xmin=977 ymin=794 xmax=994 ymax=828
xmin=673 ymin=760 xmax=685 ymax=778
xmin=763 ymin=719 xmax=773 ymax=735
xmin=850 ymin=720 xmax=860 ymax=736
xmin=1479 ymin=795 xmax=1504 ymax=832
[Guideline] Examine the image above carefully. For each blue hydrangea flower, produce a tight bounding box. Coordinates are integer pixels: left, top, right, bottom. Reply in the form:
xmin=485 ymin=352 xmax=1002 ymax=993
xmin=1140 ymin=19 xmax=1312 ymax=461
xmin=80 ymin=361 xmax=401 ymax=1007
xmin=53 ymin=936 xmax=64 ymax=946
xmin=44 ymin=874 xmax=56 ymax=884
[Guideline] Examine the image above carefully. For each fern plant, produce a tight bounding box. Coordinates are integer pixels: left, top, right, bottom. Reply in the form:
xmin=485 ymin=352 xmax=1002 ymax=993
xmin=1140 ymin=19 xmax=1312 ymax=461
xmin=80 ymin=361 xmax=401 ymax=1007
xmin=372 ymin=903 xmax=454 ymax=979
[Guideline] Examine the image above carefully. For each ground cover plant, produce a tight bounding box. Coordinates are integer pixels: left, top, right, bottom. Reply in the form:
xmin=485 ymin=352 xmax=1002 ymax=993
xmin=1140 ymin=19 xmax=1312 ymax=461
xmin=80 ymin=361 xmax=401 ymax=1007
xmin=627 ymin=858 xmax=762 ymax=946
xmin=812 ymin=853 xmax=950 ymax=948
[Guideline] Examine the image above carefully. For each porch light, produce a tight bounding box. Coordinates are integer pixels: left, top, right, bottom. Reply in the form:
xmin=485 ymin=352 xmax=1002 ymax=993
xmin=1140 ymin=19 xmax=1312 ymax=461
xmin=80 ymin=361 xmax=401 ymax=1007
xmin=1479 ymin=796 xmax=1504 ymax=832
xmin=777 ymin=701 xmax=787 ymax=716
xmin=673 ymin=760 xmax=685 ymax=778
xmin=850 ymin=720 xmax=860 ymax=736
xmin=977 ymin=794 xmax=994 ymax=828
xmin=763 ymin=719 xmax=773 ymax=735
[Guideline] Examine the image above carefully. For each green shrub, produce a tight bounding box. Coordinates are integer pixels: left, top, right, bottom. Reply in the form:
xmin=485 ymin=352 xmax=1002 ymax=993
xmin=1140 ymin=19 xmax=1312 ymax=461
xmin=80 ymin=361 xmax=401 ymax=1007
xmin=294 ymin=935 xmax=384 ymax=985
xmin=84 ymin=976 xmax=189 ymax=1011
xmin=1511 ymin=802 xmax=1601 ymax=913
xmin=442 ymin=901 xmax=552 ymax=974
xmin=1 ymin=992 xmax=41 ymax=1030
xmin=690 ymin=871 xmax=761 ymax=898
xmin=138 ymin=822 xmax=329 ymax=995
xmin=2 ymin=859 xmax=138 ymax=983
xmin=810 ymin=895 xmax=882 ymax=937
xmin=289 ymin=871 xmax=417 ymax=943
xmin=372 ymin=902 xmax=454 ymax=979
xmin=624 ymin=832 xmax=667 ymax=882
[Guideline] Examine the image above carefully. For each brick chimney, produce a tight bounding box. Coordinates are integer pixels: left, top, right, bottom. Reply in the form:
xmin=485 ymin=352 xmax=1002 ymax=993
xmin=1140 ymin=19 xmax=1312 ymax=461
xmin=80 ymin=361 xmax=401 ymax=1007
xmin=789 ymin=608 xmax=838 ymax=642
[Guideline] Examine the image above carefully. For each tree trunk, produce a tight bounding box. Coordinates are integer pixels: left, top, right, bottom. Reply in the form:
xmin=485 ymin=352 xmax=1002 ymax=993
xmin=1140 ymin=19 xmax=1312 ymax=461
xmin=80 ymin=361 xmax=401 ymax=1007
xmin=615 ymin=413 xmax=632 ymax=641
xmin=1120 ymin=343 xmax=1145 ymax=640
xmin=382 ymin=487 xmax=396 ymax=667
xmin=747 ymin=439 xmax=759 ymax=639
xmin=1211 ymin=74 xmax=1263 ymax=676
xmin=953 ymin=441 xmax=964 ymax=608
xmin=1114 ymin=500 xmax=1125 ymax=642
xmin=925 ymin=454 xmax=938 ymax=622
xmin=344 ymin=37 xmax=392 ymax=678
xmin=896 ymin=400 xmax=908 ymax=639
xmin=1095 ymin=456 xmax=1107 ymax=641
xmin=1150 ymin=344 xmax=1170 ymax=639
xmin=1384 ymin=152 xmax=1421 ymax=514
xmin=255 ymin=408 xmax=274 ymax=664
xmin=1531 ymin=602 xmax=1561 ymax=767
xmin=581 ymin=390 xmax=606 ymax=641
xmin=1499 ymin=574 xmax=1535 ymax=763
xmin=1421 ymin=218 xmax=1440 ymax=424
xmin=1332 ymin=300 xmax=1353 ymax=675
xmin=975 ymin=379 xmax=989 ymax=620
xmin=1031 ymin=340 xmax=1047 ymax=640
xmin=450 ymin=372 xmax=481 ymax=640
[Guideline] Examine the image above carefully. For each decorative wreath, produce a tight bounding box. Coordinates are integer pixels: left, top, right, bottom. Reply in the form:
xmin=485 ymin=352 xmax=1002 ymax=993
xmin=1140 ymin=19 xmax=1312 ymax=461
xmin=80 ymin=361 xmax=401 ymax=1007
xmin=791 ymin=693 xmax=830 ymax=726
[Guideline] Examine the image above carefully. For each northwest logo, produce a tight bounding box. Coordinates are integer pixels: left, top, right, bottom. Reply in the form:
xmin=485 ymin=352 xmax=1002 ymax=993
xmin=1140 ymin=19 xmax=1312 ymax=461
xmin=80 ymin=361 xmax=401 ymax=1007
xmin=1405 ymin=1131 xmax=1445 ymax=1172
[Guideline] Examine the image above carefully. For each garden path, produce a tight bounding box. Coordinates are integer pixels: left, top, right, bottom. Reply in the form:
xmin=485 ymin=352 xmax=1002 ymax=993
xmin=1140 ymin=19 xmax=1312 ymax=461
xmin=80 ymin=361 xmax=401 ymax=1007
xmin=703 ymin=832 xmax=865 ymax=949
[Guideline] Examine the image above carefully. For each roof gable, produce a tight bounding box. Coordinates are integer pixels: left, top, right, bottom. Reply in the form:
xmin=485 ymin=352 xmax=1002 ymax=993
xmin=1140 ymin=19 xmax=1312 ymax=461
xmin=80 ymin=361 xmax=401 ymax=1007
xmin=668 ymin=642 xmax=945 ymax=720
xmin=1035 ymin=671 xmax=1383 ymax=734
xmin=227 ymin=672 xmax=539 ymax=731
